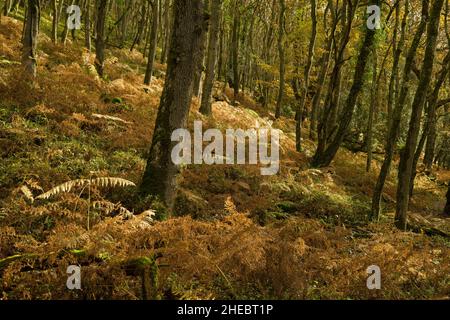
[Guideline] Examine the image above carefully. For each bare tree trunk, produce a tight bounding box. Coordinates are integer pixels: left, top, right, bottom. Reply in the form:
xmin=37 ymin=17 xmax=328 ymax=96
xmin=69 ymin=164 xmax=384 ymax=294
xmin=366 ymin=49 xmax=377 ymax=172
xmin=423 ymin=51 xmax=450 ymax=171
xmin=140 ymin=0 xmax=207 ymax=210
xmin=94 ymin=0 xmax=108 ymax=77
xmin=51 ymin=0 xmax=58 ymax=43
xmin=275 ymin=0 xmax=286 ymax=119
xmin=22 ymin=0 xmax=40 ymax=78
xmin=231 ymin=0 xmax=239 ymax=104
xmin=61 ymin=0 xmax=75 ymax=45
xmin=395 ymin=0 xmax=444 ymax=230
xmin=295 ymin=0 xmax=316 ymax=150
xmin=309 ymin=35 xmax=332 ymax=140
xmin=144 ymin=0 xmax=159 ymax=85
xmin=130 ymin=0 xmax=148 ymax=52
xmin=199 ymin=0 xmax=222 ymax=115
xmin=160 ymin=0 xmax=170 ymax=63
xmin=84 ymin=0 xmax=91 ymax=51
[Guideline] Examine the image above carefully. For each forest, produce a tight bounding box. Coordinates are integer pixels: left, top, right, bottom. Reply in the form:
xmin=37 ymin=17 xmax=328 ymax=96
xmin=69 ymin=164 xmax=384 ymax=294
xmin=0 ymin=0 xmax=449 ymax=300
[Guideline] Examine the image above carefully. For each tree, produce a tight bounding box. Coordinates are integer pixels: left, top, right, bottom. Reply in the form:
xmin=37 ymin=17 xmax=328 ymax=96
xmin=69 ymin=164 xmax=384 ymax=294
xmin=395 ymin=0 xmax=445 ymax=230
xmin=231 ymin=0 xmax=240 ymax=104
xmin=311 ymin=1 xmax=381 ymax=168
xmin=274 ymin=0 xmax=285 ymax=119
xmin=144 ymin=0 xmax=159 ymax=85
xmin=22 ymin=0 xmax=40 ymax=78
xmin=140 ymin=0 xmax=207 ymax=210
xmin=94 ymin=0 xmax=108 ymax=77
xmin=199 ymin=0 xmax=222 ymax=116
xmin=85 ymin=0 xmax=91 ymax=51
xmin=295 ymin=0 xmax=316 ymax=151
xmin=51 ymin=0 xmax=58 ymax=43
xmin=370 ymin=0 xmax=426 ymax=221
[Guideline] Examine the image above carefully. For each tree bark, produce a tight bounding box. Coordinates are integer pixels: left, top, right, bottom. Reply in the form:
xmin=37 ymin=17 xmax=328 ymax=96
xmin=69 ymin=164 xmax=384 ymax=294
xmin=130 ymin=0 xmax=148 ymax=52
xmin=295 ymin=0 xmax=316 ymax=150
xmin=51 ymin=0 xmax=58 ymax=43
xmin=94 ymin=0 xmax=108 ymax=77
xmin=199 ymin=0 xmax=222 ymax=116
xmin=22 ymin=0 xmax=40 ymax=78
xmin=231 ymin=0 xmax=239 ymax=104
xmin=84 ymin=0 xmax=91 ymax=51
xmin=366 ymin=47 xmax=378 ymax=172
xmin=275 ymin=0 xmax=286 ymax=119
xmin=140 ymin=0 xmax=207 ymax=210
xmin=144 ymin=0 xmax=159 ymax=85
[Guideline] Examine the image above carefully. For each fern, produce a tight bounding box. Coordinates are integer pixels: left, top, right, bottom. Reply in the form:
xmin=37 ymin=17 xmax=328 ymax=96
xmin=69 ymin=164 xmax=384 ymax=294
xmin=91 ymin=113 xmax=132 ymax=125
xmin=20 ymin=185 xmax=34 ymax=203
xmin=37 ymin=177 xmax=136 ymax=200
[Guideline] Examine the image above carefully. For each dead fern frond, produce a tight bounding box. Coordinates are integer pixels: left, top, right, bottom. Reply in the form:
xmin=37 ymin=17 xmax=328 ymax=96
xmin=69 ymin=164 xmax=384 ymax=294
xmin=36 ymin=177 xmax=136 ymax=200
xmin=93 ymin=200 xmax=134 ymax=218
xmin=19 ymin=185 xmax=34 ymax=203
xmin=91 ymin=113 xmax=132 ymax=125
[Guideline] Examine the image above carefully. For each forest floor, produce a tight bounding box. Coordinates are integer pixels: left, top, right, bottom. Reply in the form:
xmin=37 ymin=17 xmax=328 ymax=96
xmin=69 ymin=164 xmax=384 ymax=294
xmin=0 ymin=16 xmax=449 ymax=300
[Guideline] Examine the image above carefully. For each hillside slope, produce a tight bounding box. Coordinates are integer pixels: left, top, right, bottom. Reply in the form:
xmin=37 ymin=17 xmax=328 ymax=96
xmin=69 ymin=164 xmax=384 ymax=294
xmin=0 ymin=16 xmax=449 ymax=300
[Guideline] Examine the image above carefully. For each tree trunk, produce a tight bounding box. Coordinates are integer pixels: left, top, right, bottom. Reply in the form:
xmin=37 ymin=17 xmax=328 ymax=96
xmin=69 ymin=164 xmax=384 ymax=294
xmin=231 ymin=0 xmax=239 ymax=104
xmin=61 ymin=0 xmax=75 ymax=45
xmin=94 ymin=0 xmax=108 ymax=77
xmin=51 ymin=0 xmax=58 ymax=43
xmin=22 ymin=0 xmax=40 ymax=78
xmin=84 ymin=0 xmax=91 ymax=51
xmin=366 ymin=48 xmax=377 ymax=172
xmin=140 ymin=0 xmax=207 ymax=210
xmin=295 ymin=0 xmax=316 ymax=150
xmin=160 ymin=0 xmax=170 ymax=63
xmin=130 ymin=0 xmax=148 ymax=52
xmin=144 ymin=0 xmax=159 ymax=85
xmin=309 ymin=35 xmax=332 ymax=140
xmin=395 ymin=0 xmax=444 ymax=230
xmin=423 ymin=51 xmax=450 ymax=171
xmin=199 ymin=0 xmax=222 ymax=116
xmin=275 ymin=0 xmax=286 ymax=119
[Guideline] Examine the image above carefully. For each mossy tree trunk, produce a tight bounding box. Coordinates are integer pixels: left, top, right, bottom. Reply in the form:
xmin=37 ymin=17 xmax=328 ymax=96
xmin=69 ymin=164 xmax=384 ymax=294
xmin=140 ymin=0 xmax=207 ymax=210
xmin=22 ymin=0 xmax=40 ymax=78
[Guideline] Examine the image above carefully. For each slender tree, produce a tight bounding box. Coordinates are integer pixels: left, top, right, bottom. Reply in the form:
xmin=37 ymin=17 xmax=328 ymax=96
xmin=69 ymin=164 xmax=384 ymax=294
xmin=94 ymin=0 xmax=108 ymax=77
xmin=144 ymin=0 xmax=159 ymax=85
xmin=199 ymin=0 xmax=222 ymax=115
xmin=395 ymin=0 xmax=445 ymax=230
xmin=370 ymin=0 xmax=426 ymax=221
xmin=274 ymin=0 xmax=286 ymax=119
xmin=22 ymin=0 xmax=40 ymax=78
xmin=311 ymin=1 xmax=381 ymax=168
